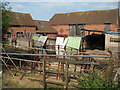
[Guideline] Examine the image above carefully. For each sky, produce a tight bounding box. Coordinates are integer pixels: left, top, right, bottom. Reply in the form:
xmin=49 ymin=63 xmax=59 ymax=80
xmin=7 ymin=1 xmax=119 ymax=21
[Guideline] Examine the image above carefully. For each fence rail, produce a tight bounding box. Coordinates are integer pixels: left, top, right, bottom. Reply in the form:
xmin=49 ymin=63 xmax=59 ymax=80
xmin=2 ymin=53 xmax=110 ymax=58
xmin=1 ymin=52 xmax=111 ymax=89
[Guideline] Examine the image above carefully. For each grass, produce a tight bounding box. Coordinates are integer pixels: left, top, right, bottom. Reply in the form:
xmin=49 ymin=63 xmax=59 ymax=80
xmin=26 ymin=73 xmax=35 ymax=77
xmin=3 ymin=79 xmax=24 ymax=88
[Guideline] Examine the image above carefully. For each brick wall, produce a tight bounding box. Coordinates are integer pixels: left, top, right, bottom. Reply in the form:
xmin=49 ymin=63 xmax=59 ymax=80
xmin=52 ymin=25 xmax=69 ymax=36
xmin=8 ymin=26 xmax=36 ymax=37
xmin=46 ymin=34 xmax=57 ymax=38
xmin=84 ymin=24 xmax=118 ymax=35
xmin=52 ymin=24 xmax=118 ymax=36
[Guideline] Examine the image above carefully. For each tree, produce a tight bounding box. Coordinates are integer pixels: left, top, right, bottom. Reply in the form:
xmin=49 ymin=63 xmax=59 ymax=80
xmin=0 ymin=2 xmax=12 ymax=44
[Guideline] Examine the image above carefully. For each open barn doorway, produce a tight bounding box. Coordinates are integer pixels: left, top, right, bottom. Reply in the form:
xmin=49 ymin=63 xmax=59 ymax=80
xmin=84 ymin=33 xmax=105 ymax=50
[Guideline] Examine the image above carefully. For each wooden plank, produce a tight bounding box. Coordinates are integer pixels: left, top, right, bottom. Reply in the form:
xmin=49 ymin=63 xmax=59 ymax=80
xmin=46 ymin=58 xmax=99 ymax=65
xmin=2 ymin=56 xmax=99 ymax=65
xmin=65 ymin=61 xmax=69 ymax=89
xmin=7 ymin=64 xmax=85 ymax=77
xmin=20 ymin=71 xmax=26 ymax=80
xmin=46 ymin=70 xmax=84 ymax=77
xmin=20 ymin=61 xmax=21 ymax=67
xmin=28 ymin=77 xmax=65 ymax=86
xmin=28 ymin=77 xmax=78 ymax=88
xmin=2 ymin=57 xmax=41 ymax=63
xmin=1 ymin=58 xmax=15 ymax=77
xmin=43 ymin=59 xmax=47 ymax=89
xmin=2 ymin=48 xmax=19 ymax=71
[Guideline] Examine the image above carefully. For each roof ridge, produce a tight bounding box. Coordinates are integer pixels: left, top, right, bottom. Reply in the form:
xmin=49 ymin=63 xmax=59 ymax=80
xmin=11 ymin=11 xmax=30 ymax=15
xmin=49 ymin=8 xmax=118 ymax=25
xmin=34 ymin=20 xmax=48 ymax=22
xmin=55 ymin=8 xmax=118 ymax=15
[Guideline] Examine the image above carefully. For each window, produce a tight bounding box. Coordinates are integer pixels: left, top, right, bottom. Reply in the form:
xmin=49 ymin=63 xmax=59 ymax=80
xmin=16 ymin=32 xmax=23 ymax=38
xmin=110 ymin=37 xmax=120 ymax=42
xmin=104 ymin=23 xmax=111 ymax=32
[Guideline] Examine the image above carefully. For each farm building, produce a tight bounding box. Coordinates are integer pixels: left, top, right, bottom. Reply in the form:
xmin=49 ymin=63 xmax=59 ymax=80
xmin=49 ymin=9 xmax=120 ymax=51
xmin=7 ymin=12 xmax=37 ymax=48
xmin=8 ymin=12 xmax=36 ymax=38
xmin=81 ymin=29 xmax=120 ymax=52
xmin=34 ymin=20 xmax=58 ymax=37
xmin=34 ymin=20 xmax=58 ymax=48
xmin=49 ymin=9 xmax=119 ymax=36
xmin=105 ymin=31 xmax=120 ymax=53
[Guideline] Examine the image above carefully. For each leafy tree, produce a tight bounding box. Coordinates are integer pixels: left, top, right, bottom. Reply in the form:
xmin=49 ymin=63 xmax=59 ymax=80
xmin=0 ymin=2 xmax=12 ymax=44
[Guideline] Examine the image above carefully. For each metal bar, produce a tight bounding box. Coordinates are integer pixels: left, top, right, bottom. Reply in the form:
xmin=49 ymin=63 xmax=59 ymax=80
xmin=2 ymin=53 xmax=110 ymax=58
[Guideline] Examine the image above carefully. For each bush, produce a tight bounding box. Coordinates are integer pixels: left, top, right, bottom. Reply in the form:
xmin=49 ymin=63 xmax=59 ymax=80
xmin=77 ymin=70 xmax=117 ymax=88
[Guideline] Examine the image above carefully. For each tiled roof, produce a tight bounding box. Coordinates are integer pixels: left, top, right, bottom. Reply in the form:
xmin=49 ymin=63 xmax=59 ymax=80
xmin=8 ymin=12 xmax=35 ymax=26
xmin=34 ymin=20 xmax=58 ymax=34
xmin=49 ymin=9 xmax=118 ymax=25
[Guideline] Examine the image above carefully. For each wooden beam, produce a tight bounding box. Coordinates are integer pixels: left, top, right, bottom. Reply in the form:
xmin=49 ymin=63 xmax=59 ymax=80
xmin=43 ymin=58 xmax=47 ymax=89
xmin=65 ymin=61 xmax=69 ymax=89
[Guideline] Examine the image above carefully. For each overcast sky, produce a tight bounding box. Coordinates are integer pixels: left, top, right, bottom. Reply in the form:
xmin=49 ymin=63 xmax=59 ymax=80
xmin=7 ymin=1 xmax=119 ymax=21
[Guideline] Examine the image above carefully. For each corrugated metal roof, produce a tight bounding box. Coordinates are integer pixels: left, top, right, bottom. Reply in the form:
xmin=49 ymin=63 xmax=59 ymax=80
xmin=105 ymin=31 xmax=120 ymax=34
xmin=34 ymin=20 xmax=58 ymax=34
xmin=49 ymin=9 xmax=118 ymax=25
xmin=8 ymin=12 xmax=35 ymax=26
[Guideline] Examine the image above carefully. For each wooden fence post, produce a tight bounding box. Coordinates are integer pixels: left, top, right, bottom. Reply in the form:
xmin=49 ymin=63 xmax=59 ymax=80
xmin=19 ymin=60 xmax=22 ymax=69
xmin=43 ymin=57 xmax=47 ymax=89
xmin=65 ymin=61 xmax=69 ymax=90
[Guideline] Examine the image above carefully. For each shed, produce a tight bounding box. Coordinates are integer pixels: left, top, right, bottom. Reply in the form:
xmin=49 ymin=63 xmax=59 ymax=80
xmin=105 ymin=31 xmax=120 ymax=53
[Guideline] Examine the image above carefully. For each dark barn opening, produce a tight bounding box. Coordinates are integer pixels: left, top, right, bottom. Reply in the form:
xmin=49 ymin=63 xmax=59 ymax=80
xmin=84 ymin=33 xmax=105 ymax=50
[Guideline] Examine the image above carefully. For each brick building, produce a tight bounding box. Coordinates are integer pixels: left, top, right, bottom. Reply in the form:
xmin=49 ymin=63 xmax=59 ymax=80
xmin=34 ymin=20 xmax=58 ymax=48
xmin=34 ymin=20 xmax=58 ymax=37
xmin=8 ymin=12 xmax=36 ymax=38
xmin=49 ymin=9 xmax=119 ymax=50
xmin=49 ymin=9 xmax=119 ymax=36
